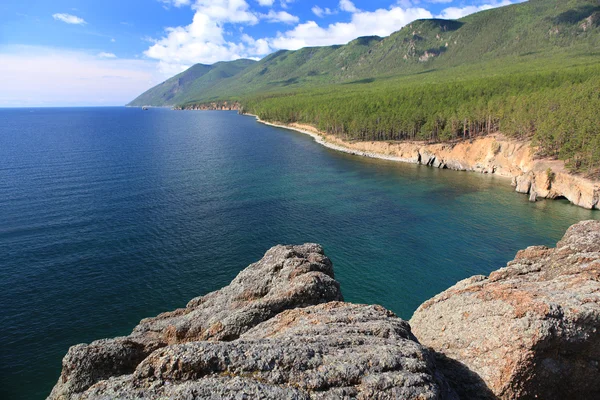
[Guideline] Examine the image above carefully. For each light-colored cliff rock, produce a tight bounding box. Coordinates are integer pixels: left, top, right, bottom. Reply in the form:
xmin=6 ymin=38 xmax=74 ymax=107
xmin=410 ymin=220 xmax=600 ymax=399
xmin=260 ymin=119 xmax=600 ymax=210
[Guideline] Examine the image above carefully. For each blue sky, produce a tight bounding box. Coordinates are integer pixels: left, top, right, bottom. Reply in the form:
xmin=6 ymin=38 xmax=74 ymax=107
xmin=0 ymin=0 xmax=526 ymax=106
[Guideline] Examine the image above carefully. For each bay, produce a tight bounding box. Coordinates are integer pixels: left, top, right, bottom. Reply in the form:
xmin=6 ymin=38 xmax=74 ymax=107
xmin=0 ymin=107 xmax=597 ymax=399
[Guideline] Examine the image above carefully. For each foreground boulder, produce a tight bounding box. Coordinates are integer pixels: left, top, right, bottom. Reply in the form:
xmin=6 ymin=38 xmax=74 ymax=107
xmin=50 ymin=244 xmax=343 ymax=399
xmin=50 ymin=244 xmax=454 ymax=399
xmin=80 ymin=303 xmax=456 ymax=399
xmin=411 ymin=220 xmax=600 ymax=399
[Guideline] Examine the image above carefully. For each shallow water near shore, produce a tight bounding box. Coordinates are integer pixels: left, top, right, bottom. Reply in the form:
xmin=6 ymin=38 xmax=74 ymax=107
xmin=0 ymin=107 xmax=597 ymax=399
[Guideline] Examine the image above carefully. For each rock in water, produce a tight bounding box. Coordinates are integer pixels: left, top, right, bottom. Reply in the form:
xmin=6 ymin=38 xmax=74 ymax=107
xmin=81 ymin=303 xmax=456 ymax=399
xmin=49 ymin=244 xmax=344 ymax=399
xmin=410 ymin=220 xmax=600 ymax=399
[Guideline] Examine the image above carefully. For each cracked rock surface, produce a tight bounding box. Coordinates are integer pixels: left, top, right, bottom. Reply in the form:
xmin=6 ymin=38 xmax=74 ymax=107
xmin=411 ymin=220 xmax=600 ymax=400
xmin=49 ymin=244 xmax=344 ymax=399
xmin=49 ymin=244 xmax=454 ymax=399
xmin=80 ymin=303 xmax=455 ymax=399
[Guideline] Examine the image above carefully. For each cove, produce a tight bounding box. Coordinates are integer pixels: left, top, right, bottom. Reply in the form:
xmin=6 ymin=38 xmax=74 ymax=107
xmin=0 ymin=107 xmax=597 ymax=399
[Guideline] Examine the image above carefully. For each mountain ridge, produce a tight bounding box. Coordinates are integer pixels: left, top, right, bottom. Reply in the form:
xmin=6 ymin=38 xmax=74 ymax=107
xmin=129 ymin=0 xmax=600 ymax=107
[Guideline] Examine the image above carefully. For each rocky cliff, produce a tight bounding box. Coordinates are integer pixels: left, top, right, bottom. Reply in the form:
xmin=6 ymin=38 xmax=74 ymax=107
xmin=411 ymin=220 xmax=600 ymax=399
xmin=49 ymin=244 xmax=454 ymax=400
xmin=264 ymin=120 xmax=600 ymax=210
xmin=50 ymin=222 xmax=600 ymax=399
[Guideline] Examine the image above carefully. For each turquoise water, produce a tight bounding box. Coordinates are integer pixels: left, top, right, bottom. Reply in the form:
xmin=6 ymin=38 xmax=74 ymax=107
xmin=0 ymin=107 xmax=597 ymax=399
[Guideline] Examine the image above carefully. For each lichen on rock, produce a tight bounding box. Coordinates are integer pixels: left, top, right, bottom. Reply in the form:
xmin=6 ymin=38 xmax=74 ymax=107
xmin=49 ymin=221 xmax=600 ymax=399
xmin=49 ymin=244 xmax=344 ymax=399
xmin=411 ymin=220 xmax=600 ymax=399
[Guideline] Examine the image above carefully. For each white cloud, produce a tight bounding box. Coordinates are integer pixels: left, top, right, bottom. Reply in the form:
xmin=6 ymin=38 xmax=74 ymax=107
xmin=144 ymin=12 xmax=248 ymax=69
xmin=52 ymin=13 xmax=86 ymax=25
xmin=437 ymin=0 xmax=525 ymax=20
xmin=144 ymin=0 xmax=297 ymax=71
xmin=241 ymin=34 xmax=271 ymax=54
xmin=312 ymin=6 xmax=336 ymax=18
xmin=98 ymin=52 xmax=117 ymax=58
xmin=260 ymin=10 xmax=299 ymax=24
xmin=339 ymin=0 xmax=359 ymax=13
xmin=257 ymin=0 xmax=274 ymax=6
xmin=0 ymin=46 xmax=162 ymax=107
xmin=279 ymin=0 xmax=294 ymax=9
xmin=161 ymin=0 xmax=192 ymax=7
xmin=269 ymin=6 xmax=433 ymax=50
xmin=189 ymin=0 xmax=259 ymax=24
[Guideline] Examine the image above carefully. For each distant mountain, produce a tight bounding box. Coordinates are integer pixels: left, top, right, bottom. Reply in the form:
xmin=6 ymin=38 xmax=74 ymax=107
xmin=128 ymin=59 xmax=257 ymax=107
xmin=129 ymin=0 xmax=600 ymax=107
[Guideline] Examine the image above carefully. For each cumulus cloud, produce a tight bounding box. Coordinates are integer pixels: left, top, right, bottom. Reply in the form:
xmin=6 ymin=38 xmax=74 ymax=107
xmin=339 ymin=0 xmax=359 ymax=13
xmin=144 ymin=0 xmax=293 ymax=72
xmin=98 ymin=52 xmax=117 ymax=58
xmin=437 ymin=0 xmax=526 ymax=19
xmin=52 ymin=13 xmax=87 ymax=25
xmin=312 ymin=6 xmax=336 ymax=18
xmin=0 ymin=46 xmax=162 ymax=107
xmin=143 ymin=0 xmax=527 ymax=75
xmin=260 ymin=10 xmax=299 ymax=24
xmin=269 ymin=6 xmax=433 ymax=50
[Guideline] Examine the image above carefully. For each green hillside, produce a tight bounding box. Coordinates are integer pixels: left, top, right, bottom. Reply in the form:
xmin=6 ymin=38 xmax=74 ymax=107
xmin=127 ymin=59 xmax=256 ymax=106
xmin=129 ymin=0 xmax=600 ymax=174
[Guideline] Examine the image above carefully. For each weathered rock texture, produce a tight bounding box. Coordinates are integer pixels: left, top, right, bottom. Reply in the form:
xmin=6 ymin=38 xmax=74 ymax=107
xmin=411 ymin=220 xmax=600 ymax=399
xmin=79 ymin=303 xmax=456 ymax=399
xmin=266 ymin=119 xmax=600 ymax=210
xmin=49 ymin=244 xmax=344 ymax=399
xmin=49 ymin=244 xmax=455 ymax=400
xmin=51 ymin=221 xmax=600 ymax=399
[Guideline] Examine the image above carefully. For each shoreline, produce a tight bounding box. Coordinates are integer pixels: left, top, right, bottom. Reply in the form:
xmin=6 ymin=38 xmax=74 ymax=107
xmin=243 ymin=113 xmax=599 ymax=210
xmin=247 ymin=114 xmax=428 ymax=166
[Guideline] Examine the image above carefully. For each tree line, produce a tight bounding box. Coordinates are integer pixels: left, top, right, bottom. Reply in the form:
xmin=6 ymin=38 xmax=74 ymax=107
xmin=241 ymin=65 xmax=600 ymax=176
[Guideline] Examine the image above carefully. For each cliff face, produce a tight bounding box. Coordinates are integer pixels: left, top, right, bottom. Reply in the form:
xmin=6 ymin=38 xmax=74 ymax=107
xmin=50 ymin=222 xmax=600 ymax=399
xmin=279 ymin=122 xmax=600 ymax=210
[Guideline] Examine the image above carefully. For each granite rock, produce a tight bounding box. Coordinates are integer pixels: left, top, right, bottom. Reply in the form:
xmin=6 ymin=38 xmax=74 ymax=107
xmin=49 ymin=244 xmax=343 ymax=399
xmin=411 ymin=220 xmax=600 ymax=399
xmin=79 ymin=303 xmax=456 ymax=400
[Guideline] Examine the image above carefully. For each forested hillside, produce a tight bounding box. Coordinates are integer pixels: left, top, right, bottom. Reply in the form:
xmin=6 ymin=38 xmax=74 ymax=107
xmin=128 ymin=59 xmax=256 ymax=107
xmin=130 ymin=0 xmax=600 ymax=175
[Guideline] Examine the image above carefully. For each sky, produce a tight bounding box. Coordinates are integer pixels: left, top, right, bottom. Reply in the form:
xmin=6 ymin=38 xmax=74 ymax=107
xmin=0 ymin=0 xmax=526 ymax=107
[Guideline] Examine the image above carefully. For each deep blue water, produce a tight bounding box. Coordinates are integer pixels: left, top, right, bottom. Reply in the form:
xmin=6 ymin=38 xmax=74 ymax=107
xmin=0 ymin=107 xmax=597 ymax=399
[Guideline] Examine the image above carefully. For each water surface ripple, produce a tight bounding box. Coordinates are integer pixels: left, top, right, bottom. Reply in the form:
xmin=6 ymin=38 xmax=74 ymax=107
xmin=0 ymin=107 xmax=597 ymax=399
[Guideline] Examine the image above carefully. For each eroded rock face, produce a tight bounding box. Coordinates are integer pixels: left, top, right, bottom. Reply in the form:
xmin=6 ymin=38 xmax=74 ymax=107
xmin=80 ymin=303 xmax=456 ymax=400
xmin=49 ymin=244 xmax=343 ymax=399
xmin=410 ymin=220 xmax=600 ymax=399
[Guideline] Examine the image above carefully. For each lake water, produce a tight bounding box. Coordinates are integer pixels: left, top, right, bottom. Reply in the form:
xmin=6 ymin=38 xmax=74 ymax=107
xmin=0 ymin=107 xmax=597 ymax=399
